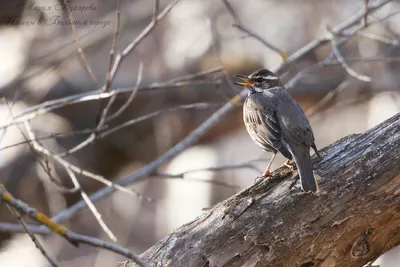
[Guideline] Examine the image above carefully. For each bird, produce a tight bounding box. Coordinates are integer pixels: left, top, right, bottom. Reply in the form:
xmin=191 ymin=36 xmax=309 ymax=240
xmin=233 ymin=68 xmax=321 ymax=193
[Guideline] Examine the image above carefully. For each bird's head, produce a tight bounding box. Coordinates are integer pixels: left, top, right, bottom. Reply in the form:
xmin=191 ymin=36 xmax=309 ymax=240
xmin=233 ymin=69 xmax=282 ymax=93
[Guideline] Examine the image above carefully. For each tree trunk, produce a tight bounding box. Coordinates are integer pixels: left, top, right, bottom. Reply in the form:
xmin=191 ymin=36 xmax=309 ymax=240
xmin=135 ymin=113 xmax=400 ymax=267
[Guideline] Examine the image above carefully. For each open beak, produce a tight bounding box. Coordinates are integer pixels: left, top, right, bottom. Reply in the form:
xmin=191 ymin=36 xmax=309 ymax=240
xmin=233 ymin=74 xmax=254 ymax=87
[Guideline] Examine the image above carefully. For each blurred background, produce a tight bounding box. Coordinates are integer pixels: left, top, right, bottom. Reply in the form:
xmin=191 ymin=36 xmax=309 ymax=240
xmin=0 ymin=0 xmax=399 ymax=266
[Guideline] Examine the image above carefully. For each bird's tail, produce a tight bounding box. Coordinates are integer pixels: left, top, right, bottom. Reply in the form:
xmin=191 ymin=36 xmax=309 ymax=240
xmin=293 ymin=148 xmax=318 ymax=193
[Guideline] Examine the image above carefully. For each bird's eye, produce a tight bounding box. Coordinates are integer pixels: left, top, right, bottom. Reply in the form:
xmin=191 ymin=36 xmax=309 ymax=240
xmin=254 ymin=77 xmax=263 ymax=83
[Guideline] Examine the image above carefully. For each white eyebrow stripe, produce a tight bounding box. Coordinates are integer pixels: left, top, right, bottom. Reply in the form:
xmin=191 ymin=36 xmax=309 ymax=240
xmin=263 ymin=75 xmax=278 ymax=80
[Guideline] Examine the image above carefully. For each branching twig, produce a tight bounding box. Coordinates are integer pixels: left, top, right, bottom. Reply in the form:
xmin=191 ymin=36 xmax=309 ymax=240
xmin=60 ymin=63 xmax=144 ymax=157
xmin=24 ymin=121 xmax=117 ymax=241
xmin=107 ymin=0 xmax=182 ymax=90
xmin=23 ymin=121 xmax=152 ymax=202
xmin=106 ymin=61 xmax=144 ymax=123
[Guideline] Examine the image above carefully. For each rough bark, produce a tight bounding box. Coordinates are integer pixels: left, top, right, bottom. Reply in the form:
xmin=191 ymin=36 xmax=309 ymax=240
xmin=135 ymin=113 xmax=400 ymax=267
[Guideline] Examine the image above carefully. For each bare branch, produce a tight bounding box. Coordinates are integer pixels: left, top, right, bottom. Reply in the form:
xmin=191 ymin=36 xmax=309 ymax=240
xmin=98 ymin=102 xmax=222 ymax=139
xmin=103 ymin=0 xmax=121 ymax=92
xmin=66 ymin=167 xmax=117 ymax=241
xmin=150 ymin=66 xmax=223 ymax=86
xmin=106 ymin=61 xmax=144 ymax=122
xmin=108 ymin=0 xmax=182 ymax=89
xmin=60 ymin=0 xmax=100 ymax=87
xmin=4 ymin=199 xmax=59 ymax=267
xmin=152 ymin=0 xmax=160 ymax=22
xmin=221 ymin=0 xmax=240 ymax=25
xmin=330 ymin=35 xmax=372 ymax=82
xmin=233 ymin=23 xmax=287 ymax=61
xmin=0 ymin=74 xmax=221 ymax=132
xmin=0 ymin=187 xmax=150 ymax=267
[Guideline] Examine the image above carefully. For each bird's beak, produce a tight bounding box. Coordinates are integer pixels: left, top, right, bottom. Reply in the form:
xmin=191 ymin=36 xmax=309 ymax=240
xmin=233 ymin=74 xmax=254 ymax=87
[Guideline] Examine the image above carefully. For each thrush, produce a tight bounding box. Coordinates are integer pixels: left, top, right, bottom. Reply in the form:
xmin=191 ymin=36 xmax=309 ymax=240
xmin=233 ymin=69 xmax=320 ymax=193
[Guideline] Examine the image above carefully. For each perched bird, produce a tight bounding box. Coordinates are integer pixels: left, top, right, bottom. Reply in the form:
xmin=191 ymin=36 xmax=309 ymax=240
xmin=233 ymin=69 xmax=320 ymax=193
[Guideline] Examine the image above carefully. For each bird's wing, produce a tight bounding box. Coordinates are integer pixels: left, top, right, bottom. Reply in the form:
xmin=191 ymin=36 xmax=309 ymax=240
xmin=244 ymin=93 xmax=292 ymax=158
xmin=278 ymin=91 xmax=315 ymax=148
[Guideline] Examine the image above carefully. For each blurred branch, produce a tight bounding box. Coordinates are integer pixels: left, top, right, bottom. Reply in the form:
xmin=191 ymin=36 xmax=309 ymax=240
xmin=153 ymin=175 xmax=240 ymax=189
xmin=103 ymin=0 xmax=121 ymax=92
xmin=98 ymin=102 xmax=223 ymax=139
xmin=221 ymin=0 xmax=240 ymax=25
xmin=4 ymin=199 xmax=59 ymax=267
xmin=330 ymin=34 xmax=371 ymax=82
xmin=23 ymin=121 xmax=153 ymax=202
xmin=150 ymin=66 xmax=223 ymax=86
xmin=0 ymin=187 xmax=150 ymax=267
xmin=153 ymin=0 xmax=160 ymax=22
xmin=107 ymin=0 xmax=182 ymax=89
xmin=60 ymin=0 xmax=100 ymax=87
xmin=0 ymin=102 xmax=220 ymax=153
xmin=233 ymin=23 xmax=287 ymax=61
xmin=106 ymin=61 xmax=144 ymax=123
xmin=222 ymin=0 xmax=287 ymax=61
xmin=60 ymin=62 xmax=144 ymax=158
xmin=156 ymin=158 xmax=268 ymax=177
xmin=0 ymin=73 xmax=222 ymax=131
xmin=24 ymin=121 xmax=117 ymax=241
xmin=306 ymin=80 xmax=352 ymax=117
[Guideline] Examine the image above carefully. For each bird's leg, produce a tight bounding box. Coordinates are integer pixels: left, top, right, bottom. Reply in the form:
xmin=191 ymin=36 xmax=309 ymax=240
xmin=282 ymin=159 xmax=294 ymax=171
xmin=261 ymin=151 xmax=277 ymax=177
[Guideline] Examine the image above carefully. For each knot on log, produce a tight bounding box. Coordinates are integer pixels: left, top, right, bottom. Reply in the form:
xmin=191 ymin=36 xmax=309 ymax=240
xmin=351 ymin=228 xmax=374 ymax=257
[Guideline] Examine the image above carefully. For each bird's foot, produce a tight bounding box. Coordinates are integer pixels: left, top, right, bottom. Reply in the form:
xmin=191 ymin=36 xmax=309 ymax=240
xmin=282 ymin=160 xmax=294 ymax=171
xmin=254 ymin=170 xmax=271 ymax=182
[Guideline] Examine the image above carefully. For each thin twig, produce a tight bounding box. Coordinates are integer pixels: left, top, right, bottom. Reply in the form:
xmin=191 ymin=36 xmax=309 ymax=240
xmin=61 ymin=0 xmax=99 ymax=87
xmin=103 ymin=0 xmax=121 ymax=92
xmin=233 ymin=23 xmax=287 ymax=61
xmin=95 ymin=0 xmax=122 ymax=128
xmin=150 ymin=66 xmax=223 ymax=86
xmin=153 ymin=0 xmax=160 ymax=22
xmin=65 ymin=167 xmax=117 ymax=241
xmin=306 ymin=80 xmax=352 ymax=117
xmin=221 ymin=0 xmax=240 ymax=24
xmin=24 ymin=121 xmax=117 ymax=241
xmin=0 ymin=78 xmax=221 ymax=132
xmin=158 ymin=158 xmax=268 ymax=177
xmin=363 ymin=0 xmax=370 ymax=27
xmin=98 ymin=102 xmax=222 ymax=139
xmin=4 ymin=200 xmax=59 ymax=267
xmin=23 ymin=121 xmax=152 ymax=202
xmin=108 ymin=0 xmax=182 ymax=90
xmin=331 ymin=36 xmax=372 ymax=82
xmin=4 ymin=100 xmax=79 ymax=194
xmin=152 ymin=174 xmax=240 ymax=189
xmin=106 ymin=61 xmax=144 ymax=122
xmin=221 ymin=0 xmax=286 ymax=61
